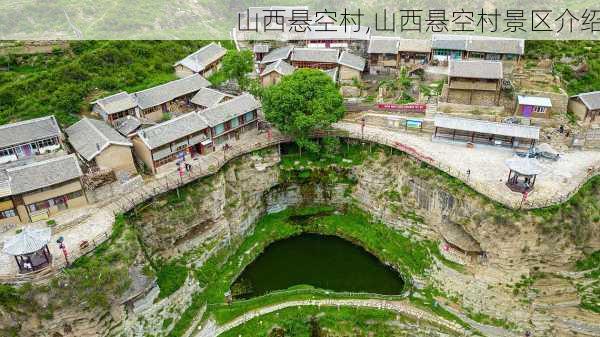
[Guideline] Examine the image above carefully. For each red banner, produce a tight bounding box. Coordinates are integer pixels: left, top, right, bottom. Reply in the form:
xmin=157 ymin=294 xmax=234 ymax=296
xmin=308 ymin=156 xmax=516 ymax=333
xmin=377 ymin=103 xmax=426 ymax=113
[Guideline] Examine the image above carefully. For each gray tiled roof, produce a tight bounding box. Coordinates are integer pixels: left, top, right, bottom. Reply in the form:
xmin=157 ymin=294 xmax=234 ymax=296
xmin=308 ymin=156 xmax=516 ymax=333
xmin=467 ymin=36 xmax=524 ymax=55
xmin=3 ymin=228 xmax=51 ymax=256
xmin=200 ymin=93 xmax=261 ymax=127
xmin=367 ymin=37 xmax=399 ymax=54
xmin=0 ymin=116 xmax=61 ymax=149
xmin=191 ymin=88 xmax=232 ymax=108
xmin=434 ymin=115 xmax=539 ymax=140
xmin=398 ymin=39 xmax=432 ymax=53
xmin=6 ymin=154 xmax=82 ymax=195
xmin=137 ymin=112 xmax=209 ymax=150
xmin=448 ymin=60 xmax=503 ymax=79
xmin=291 ymin=48 xmax=339 ymax=63
xmin=66 ymin=118 xmax=132 ymax=161
xmin=260 ymin=60 xmax=295 ymax=76
xmin=174 ymin=43 xmax=227 ymax=73
xmin=92 ymin=91 xmax=137 ymax=115
xmin=338 ymin=51 xmax=365 ymax=71
xmin=576 ymin=91 xmax=600 ymax=110
xmin=261 ymin=46 xmax=293 ymax=64
xmin=133 ymin=74 xmax=210 ymax=110
xmin=115 ymin=116 xmax=142 ymax=136
xmin=432 ymin=34 xmax=468 ymax=50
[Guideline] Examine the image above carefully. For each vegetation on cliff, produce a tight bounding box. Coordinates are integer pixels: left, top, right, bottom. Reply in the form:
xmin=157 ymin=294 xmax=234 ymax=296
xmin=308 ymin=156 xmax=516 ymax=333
xmin=0 ymin=214 xmax=138 ymax=336
xmin=262 ymin=69 xmax=345 ymax=154
xmin=0 ymin=41 xmax=233 ymax=125
xmin=525 ymin=40 xmax=600 ymax=95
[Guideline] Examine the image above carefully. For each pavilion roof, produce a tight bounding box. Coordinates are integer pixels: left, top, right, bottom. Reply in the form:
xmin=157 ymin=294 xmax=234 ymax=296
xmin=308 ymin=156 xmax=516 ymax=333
xmin=3 ymin=228 xmax=51 ymax=256
xmin=505 ymin=156 xmax=543 ymax=176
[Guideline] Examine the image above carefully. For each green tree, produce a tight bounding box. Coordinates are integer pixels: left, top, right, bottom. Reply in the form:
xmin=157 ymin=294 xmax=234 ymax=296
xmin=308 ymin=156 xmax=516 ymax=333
xmin=221 ymin=49 xmax=254 ymax=90
xmin=262 ymin=69 xmax=344 ymax=155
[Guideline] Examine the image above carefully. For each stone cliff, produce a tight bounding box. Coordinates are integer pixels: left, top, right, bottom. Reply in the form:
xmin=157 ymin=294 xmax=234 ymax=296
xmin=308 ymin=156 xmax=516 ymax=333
xmin=3 ymin=143 xmax=598 ymax=337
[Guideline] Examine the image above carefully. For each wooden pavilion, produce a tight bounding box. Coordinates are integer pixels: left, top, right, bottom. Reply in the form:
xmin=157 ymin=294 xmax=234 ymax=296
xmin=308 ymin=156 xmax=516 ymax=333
xmin=3 ymin=228 xmax=52 ymax=273
xmin=505 ymin=157 xmax=543 ymax=193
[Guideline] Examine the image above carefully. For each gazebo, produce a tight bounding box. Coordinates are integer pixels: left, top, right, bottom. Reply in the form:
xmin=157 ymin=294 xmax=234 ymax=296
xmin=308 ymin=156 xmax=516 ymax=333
xmin=505 ymin=157 xmax=543 ymax=193
xmin=3 ymin=228 xmax=52 ymax=274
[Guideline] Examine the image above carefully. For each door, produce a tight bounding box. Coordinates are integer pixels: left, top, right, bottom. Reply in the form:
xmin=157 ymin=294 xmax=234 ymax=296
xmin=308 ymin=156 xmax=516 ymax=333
xmin=522 ymin=105 xmax=533 ymax=117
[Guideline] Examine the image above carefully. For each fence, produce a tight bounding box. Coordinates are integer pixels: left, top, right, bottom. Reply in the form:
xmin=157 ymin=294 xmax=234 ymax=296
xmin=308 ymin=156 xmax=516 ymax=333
xmin=0 ymin=230 xmax=110 ymax=284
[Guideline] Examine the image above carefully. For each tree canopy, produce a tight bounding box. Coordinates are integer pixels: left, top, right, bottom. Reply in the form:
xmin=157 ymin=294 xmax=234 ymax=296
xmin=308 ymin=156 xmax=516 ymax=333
xmin=220 ymin=49 xmax=254 ymax=90
xmin=261 ymin=68 xmax=344 ymax=153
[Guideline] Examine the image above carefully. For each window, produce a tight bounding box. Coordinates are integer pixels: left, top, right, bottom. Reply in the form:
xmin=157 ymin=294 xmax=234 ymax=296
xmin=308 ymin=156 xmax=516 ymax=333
xmin=244 ymin=111 xmax=255 ymax=123
xmin=0 ymin=209 xmax=16 ymax=219
xmin=230 ymin=117 xmax=239 ymax=128
xmin=66 ymin=190 xmax=83 ymax=200
xmin=0 ymin=148 xmax=15 ymax=156
xmin=28 ymin=200 xmax=51 ymax=212
xmin=214 ymin=123 xmax=225 ymax=135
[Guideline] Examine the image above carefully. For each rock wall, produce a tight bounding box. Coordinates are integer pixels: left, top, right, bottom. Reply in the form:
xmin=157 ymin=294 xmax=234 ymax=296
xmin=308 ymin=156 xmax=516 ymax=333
xmin=6 ymin=145 xmax=597 ymax=337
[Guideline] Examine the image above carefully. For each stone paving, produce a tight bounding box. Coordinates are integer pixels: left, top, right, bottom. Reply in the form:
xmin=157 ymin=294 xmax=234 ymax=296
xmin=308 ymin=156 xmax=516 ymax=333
xmin=0 ymin=129 xmax=284 ymax=281
xmin=334 ymin=121 xmax=600 ymax=209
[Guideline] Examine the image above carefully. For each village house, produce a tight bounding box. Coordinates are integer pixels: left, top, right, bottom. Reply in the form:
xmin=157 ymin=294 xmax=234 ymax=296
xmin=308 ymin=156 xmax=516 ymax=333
xmin=190 ymin=88 xmax=234 ymax=110
xmin=433 ymin=115 xmax=540 ymax=149
xmin=446 ymin=60 xmax=503 ymax=106
xmin=114 ymin=115 xmax=145 ymax=138
xmin=132 ymin=74 xmax=210 ymax=122
xmin=516 ymin=95 xmax=553 ymax=118
xmin=173 ymin=42 xmax=227 ymax=78
xmin=569 ymin=91 xmax=600 ymax=122
xmin=367 ymin=37 xmax=400 ymax=74
xmin=200 ymin=93 xmax=261 ymax=147
xmin=398 ymin=39 xmax=431 ymax=65
xmin=0 ymin=154 xmax=86 ymax=224
xmin=259 ymin=59 xmax=295 ymax=86
xmin=259 ymin=46 xmax=293 ymax=72
xmin=0 ymin=116 xmax=63 ymax=165
xmin=65 ymin=118 xmax=137 ymax=176
xmin=91 ymin=91 xmax=138 ymax=126
xmin=303 ymin=25 xmax=371 ymax=49
xmin=291 ymin=48 xmax=339 ymax=70
xmin=431 ymin=35 xmax=524 ymax=64
xmin=337 ymin=51 xmax=366 ymax=83
xmin=132 ymin=112 xmax=212 ymax=174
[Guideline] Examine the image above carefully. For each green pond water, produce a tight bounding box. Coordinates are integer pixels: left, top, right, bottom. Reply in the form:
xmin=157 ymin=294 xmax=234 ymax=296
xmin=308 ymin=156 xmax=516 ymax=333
xmin=232 ymin=234 xmax=405 ymax=299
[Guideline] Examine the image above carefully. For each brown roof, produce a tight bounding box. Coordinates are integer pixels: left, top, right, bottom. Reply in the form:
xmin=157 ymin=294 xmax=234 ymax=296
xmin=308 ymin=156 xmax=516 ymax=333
xmin=448 ymin=60 xmax=503 ymax=79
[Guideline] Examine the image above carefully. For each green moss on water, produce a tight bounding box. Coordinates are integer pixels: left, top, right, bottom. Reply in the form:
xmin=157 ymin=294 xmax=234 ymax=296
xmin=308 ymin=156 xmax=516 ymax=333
xmin=167 ymin=205 xmax=445 ymax=336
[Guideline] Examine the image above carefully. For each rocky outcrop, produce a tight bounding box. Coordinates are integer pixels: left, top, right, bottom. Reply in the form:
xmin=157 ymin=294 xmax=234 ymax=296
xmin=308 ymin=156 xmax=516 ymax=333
xmin=5 ymin=145 xmax=598 ymax=337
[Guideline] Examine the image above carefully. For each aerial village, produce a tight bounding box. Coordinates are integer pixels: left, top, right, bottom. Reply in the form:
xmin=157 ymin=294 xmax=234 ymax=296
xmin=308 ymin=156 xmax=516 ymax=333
xmin=2 ymin=10 xmax=600 ymax=276
xmin=1 ymin=5 xmax=600 ymax=337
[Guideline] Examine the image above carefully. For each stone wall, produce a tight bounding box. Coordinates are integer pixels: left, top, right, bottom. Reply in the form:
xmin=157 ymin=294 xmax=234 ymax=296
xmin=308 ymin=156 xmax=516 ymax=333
xmin=86 ymin=175 xmax=144 ymax=205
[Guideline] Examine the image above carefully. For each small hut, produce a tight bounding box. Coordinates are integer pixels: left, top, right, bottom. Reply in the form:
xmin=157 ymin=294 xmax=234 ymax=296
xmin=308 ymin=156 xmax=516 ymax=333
xmin=505 ymin=157 xmax=543 ymax=193
xmin=3 ymin=228 xmax=52 ymax=273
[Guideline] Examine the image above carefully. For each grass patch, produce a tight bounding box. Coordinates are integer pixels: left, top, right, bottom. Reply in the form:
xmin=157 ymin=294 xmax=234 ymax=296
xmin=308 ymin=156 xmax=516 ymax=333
xmin=220 ymin=305 xmax=404 ymax=337
xmin=156 ymin=262 xmax=188 ymax=299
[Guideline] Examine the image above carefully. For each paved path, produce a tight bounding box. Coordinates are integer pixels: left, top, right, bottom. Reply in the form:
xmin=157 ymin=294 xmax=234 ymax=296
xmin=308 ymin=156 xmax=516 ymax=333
xmin=0 ymin=129 xmax=286 ymax=282
xmin=335 ymin=122 xmax=600 ymax=209
xmin=194 ymin=299 xmax=468 ymax=337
